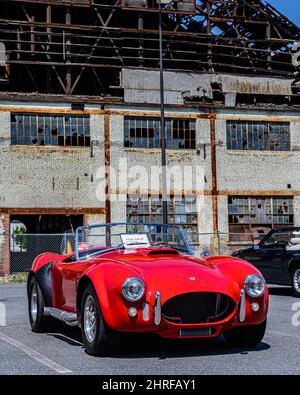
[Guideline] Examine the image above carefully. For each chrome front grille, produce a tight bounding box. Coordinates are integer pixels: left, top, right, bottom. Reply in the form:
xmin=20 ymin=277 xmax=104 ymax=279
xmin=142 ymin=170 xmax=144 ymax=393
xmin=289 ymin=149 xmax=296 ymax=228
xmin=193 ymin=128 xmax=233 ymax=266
xmin=162 ymin=292 xmax=235 ymax=324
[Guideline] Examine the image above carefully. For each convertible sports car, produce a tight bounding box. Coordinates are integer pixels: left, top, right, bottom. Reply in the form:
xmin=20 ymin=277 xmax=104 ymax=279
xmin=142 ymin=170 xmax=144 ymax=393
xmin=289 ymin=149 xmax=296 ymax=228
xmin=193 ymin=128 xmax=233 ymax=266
xmin=27 ymin=223 xmax=268 ymax=356
xmin=233 ymin=227 xmax=300 ymax=297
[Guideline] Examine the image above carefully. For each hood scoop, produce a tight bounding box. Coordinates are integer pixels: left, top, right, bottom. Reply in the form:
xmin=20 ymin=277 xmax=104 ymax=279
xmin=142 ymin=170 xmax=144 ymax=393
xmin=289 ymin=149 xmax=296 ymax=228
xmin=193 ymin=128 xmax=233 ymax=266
xmin=147 ymin=249 xmax=179 ymax=256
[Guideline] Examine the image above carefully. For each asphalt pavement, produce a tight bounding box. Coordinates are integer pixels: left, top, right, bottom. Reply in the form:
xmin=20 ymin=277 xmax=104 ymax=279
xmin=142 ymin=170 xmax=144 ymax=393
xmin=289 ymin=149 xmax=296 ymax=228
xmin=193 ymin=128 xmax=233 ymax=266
xmin=0 ymin=284 xmax=299 ymax=375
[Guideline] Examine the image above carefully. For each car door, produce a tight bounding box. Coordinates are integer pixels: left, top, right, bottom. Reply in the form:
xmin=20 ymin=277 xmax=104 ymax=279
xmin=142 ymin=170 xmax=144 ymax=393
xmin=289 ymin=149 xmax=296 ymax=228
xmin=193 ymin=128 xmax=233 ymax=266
xmin=52 ymin=260 xmax=92 ymax=312
xmin=239 ymin=245 xmax=281 ymax=283
xmin=252 ymin=230 xmax=295 ymax=284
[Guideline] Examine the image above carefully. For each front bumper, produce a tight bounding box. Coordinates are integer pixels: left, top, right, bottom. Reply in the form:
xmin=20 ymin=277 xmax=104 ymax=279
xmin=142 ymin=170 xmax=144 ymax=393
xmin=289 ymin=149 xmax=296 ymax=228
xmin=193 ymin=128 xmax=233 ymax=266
xmin=130 ymin=288 xmax=268 ymax=339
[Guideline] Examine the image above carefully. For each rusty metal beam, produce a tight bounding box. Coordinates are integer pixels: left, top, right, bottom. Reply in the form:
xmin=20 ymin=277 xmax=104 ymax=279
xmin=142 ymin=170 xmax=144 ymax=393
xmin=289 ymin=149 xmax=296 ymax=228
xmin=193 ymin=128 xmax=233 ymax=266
xmin=0 ymin=208 xmax=106 ymax=214
xmin=104 ymin=114 xmax=111 ymax=224
xmin=209 ymin=112 xmax=219 ymax=235
xmin=0 ymin=0 xmax=299 ymax=95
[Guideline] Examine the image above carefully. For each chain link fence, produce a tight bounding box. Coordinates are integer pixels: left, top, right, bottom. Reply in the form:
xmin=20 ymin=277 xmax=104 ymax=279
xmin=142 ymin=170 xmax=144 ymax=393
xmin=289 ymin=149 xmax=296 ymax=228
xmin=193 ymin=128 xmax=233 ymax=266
xmin=0 ymin=232 xmax=254 ymax=274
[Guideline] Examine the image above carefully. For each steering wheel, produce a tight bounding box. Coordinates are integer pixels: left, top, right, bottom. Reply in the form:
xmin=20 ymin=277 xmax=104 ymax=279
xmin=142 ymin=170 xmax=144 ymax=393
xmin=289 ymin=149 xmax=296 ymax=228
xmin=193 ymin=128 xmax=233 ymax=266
xmin=274 ymin=240 xmax=290 ymax=249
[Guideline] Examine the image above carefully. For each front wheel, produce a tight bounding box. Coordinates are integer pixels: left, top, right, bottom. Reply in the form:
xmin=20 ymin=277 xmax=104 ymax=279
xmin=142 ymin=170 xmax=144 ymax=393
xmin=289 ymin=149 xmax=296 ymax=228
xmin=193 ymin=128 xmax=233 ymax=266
xmin=224 ymin=319 xmax=267 ymax=348
xmin=291 ymin=267 xmax=300 ymax=297
xmin=80 ymin=284 xmax=122 ymax=356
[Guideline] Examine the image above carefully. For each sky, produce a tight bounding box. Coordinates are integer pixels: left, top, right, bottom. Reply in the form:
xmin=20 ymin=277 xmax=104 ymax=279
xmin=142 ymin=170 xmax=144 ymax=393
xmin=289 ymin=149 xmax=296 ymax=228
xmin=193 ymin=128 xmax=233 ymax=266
xmin=268 ymin=0 xmax=300 ymax=26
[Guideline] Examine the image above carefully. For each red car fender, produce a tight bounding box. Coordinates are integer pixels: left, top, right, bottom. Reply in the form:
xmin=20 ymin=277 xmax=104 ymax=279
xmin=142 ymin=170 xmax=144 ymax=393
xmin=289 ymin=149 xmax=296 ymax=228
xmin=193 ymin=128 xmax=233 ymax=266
xmin=207 ymin=256 xmax=269 ymax=325
xmin=207 ymin=256 xmax=265 ymax=286
xmin=80 ymin=261 xmax=144 ymax=330
xmin=31 ymin=252 xmax=63 ymax=273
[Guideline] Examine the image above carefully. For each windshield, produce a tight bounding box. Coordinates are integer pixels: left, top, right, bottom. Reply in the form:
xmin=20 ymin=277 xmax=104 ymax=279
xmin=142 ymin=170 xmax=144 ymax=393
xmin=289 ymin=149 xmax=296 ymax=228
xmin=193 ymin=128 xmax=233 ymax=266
xmin=74 ymin=223 xmax=193 ymax=260
xmin=261 ymin=228 xmax=300 ymax=249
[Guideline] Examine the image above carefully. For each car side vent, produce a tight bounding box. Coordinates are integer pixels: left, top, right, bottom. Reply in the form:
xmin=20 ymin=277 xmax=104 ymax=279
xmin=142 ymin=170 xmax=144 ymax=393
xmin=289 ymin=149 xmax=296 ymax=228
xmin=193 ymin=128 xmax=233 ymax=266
xmin=147 ymin=249 xmax=179 ymax=256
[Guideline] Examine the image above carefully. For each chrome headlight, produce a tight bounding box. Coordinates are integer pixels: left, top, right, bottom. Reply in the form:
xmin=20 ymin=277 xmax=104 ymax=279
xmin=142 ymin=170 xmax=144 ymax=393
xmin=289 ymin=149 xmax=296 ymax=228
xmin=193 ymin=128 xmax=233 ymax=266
xmin=122 ymin=277 xmax=145 ymax=302
xmin=244 ymin=274 xmax=266 ymax=298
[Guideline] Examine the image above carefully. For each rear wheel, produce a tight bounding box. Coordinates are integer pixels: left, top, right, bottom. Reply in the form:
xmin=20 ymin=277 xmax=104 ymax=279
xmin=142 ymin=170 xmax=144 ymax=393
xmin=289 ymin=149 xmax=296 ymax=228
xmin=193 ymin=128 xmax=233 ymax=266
xmin=224 ymin=319 xmax=267 ymax=348
xmin=80 ymin=284 xmax=122 ymax=356
xmin=28 ymin=276 xmax=60 ymax=332
xmin=291 ymin=267 xmax=300 ymax=297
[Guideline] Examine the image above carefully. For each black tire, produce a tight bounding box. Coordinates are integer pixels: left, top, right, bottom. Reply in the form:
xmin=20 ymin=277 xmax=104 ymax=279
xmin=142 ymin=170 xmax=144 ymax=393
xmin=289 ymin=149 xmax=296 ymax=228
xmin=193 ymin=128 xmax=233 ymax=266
xmin=80 ymin=284 xmax=122 ymax=356
xmin=224 ymin=319 xmax=267 ymax=348
xmin=291 ymin=266 xmax=300 ymax=297
xmin=28 ymin=276 xmax=61 ymax=333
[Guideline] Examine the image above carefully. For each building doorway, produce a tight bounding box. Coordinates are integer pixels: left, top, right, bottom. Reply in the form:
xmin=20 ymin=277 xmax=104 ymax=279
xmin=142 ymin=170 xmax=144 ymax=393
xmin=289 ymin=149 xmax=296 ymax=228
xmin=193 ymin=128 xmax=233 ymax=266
xmin=10 ymin=214 xmax=83 ymax=272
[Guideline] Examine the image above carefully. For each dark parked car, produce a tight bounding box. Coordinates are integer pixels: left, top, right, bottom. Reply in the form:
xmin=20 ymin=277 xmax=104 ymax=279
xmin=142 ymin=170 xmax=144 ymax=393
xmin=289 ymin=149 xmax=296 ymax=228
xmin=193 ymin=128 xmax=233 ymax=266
xmin=232 ymin=227 xmax=300 ymax=297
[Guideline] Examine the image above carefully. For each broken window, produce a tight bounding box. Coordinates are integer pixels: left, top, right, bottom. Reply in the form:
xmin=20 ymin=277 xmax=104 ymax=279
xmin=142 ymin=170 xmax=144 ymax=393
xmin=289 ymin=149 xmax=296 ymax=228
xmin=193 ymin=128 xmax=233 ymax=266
xmin=228 ymin=196 xmax=294 ymax=240
xmin=226 ymin=121 xmax=290 ymax=151
xmin=11 ymin=113 xmax=90 ymax=147
xmin=127 ymin=194 xmax=198 ymax=241
xmin=124 ymin=117 xmax=196 ymax=149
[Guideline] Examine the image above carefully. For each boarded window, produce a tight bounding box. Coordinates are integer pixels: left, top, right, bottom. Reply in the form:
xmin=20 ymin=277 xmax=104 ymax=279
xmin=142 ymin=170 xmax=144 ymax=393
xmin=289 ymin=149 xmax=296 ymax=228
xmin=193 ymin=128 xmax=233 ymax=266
xmin=228 ymin=196 xmax=294 ymax=240
xmin=11 ymin=113 xmax=90 ymax=147
xmin=127 ymin=194 xmax=198 ymax=241
xmin=124 ymin=117 xmax=196 ymax=149
xmin=226 ymin=121 xmax=290 ymax=151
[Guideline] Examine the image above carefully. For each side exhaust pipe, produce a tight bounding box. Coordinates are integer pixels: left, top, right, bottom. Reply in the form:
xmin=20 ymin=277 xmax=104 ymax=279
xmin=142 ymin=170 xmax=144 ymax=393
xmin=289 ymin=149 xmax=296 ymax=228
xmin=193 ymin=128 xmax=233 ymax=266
xmin=44 ymin=307 xmax=78 ymax=327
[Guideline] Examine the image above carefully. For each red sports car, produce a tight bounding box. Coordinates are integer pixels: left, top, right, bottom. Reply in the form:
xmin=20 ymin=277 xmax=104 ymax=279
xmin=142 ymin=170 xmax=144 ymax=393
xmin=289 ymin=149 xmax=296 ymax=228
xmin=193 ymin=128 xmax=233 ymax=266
xmin=27 ymin=223 xmax=268 ymax=356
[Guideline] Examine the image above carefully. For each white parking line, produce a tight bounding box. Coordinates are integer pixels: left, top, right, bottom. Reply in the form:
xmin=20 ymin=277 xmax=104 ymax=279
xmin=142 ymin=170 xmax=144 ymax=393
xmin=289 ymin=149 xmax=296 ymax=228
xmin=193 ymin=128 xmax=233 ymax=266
xmin=0 ymin=331 xmax=72 ymax=374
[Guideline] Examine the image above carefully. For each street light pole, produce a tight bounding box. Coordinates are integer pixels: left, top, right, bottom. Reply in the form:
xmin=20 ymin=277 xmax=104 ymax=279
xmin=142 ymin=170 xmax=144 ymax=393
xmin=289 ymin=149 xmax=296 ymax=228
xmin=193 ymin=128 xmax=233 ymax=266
xmin=158 ymin=1 xmax=168 ymax=225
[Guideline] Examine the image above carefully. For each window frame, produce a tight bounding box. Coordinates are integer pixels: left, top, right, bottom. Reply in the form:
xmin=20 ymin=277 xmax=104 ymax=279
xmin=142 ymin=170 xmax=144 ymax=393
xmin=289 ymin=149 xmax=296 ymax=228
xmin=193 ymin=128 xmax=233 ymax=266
xmin=11 ymin=112 xmax=91 ymax=147
xmin=124 ymin=116 xmax=196 ymax=150
xmin=226 ymin=120 xmax=290 ymax=152
xmin=228 ymin=196 xmax=294 ymax=239
xmin=126 ymin=194 xmax=198 ymax=241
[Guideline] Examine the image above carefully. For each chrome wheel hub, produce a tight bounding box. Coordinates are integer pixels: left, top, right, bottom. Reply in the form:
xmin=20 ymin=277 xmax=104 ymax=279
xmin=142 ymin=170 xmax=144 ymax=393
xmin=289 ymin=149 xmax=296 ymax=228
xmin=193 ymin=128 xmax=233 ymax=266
xmin=31 ymin=285 xmax=38 ymax=322
xmin=84 ymin=295 xmax=97 ymax=343
xmin=294 ymin=269 xmax=300 ymax=292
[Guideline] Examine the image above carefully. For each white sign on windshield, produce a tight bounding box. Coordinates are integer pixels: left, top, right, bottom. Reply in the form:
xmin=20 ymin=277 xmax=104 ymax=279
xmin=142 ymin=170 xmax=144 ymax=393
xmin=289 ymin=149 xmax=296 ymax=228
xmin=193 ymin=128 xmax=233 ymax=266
xmin=120 ymin=233 xmax=150 ymax=249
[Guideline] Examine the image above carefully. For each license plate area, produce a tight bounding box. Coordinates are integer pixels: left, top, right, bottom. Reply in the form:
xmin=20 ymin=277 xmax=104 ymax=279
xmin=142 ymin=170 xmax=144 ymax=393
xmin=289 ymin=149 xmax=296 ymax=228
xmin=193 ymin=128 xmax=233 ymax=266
xmin=179 ymin=328 xmax=214 ymax=337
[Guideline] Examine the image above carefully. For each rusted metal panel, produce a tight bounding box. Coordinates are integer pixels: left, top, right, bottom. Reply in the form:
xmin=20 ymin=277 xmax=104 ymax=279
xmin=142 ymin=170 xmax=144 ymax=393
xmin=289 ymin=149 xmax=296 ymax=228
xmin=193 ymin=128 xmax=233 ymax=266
xmin=0 ymin=208 xmax=106 ymax=214
xmin=0 ymin=105 xmax=210 ymax=119
xmin=122 ymin=69 xmax=215 ymax=103
xmin=217 ymin=75 xmax=293 ymax=96
xmin=218 ymin=191 xmax=300 ymax=197
xmin=122 ymin=69 xmax=294 ymax=105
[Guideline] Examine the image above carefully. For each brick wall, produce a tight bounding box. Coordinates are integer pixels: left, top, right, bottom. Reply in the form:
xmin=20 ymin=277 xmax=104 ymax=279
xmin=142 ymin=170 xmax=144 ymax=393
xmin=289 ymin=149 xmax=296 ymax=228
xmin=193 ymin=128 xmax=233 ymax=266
xmin=109 ymin=108 xmax=212 ymax=234
xmin=0 ymin=109 xmax=105 ymax=210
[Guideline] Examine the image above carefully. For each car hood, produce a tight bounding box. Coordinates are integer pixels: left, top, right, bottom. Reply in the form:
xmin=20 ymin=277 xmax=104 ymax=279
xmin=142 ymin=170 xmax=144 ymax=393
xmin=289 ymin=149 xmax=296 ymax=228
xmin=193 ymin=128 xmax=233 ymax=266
xmin=99 ymin=248 xmax=242 ymax=303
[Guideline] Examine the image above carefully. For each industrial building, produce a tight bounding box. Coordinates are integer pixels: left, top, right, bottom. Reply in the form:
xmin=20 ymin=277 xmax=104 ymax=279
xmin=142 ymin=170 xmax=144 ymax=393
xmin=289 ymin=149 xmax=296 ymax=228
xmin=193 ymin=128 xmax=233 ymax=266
xmin=0 ymin=0 xmax=300 ymax=273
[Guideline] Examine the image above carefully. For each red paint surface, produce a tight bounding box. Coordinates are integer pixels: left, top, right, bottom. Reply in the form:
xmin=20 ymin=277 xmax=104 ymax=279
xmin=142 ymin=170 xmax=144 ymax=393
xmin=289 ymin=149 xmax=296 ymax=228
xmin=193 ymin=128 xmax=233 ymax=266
xmin=30 ymin=248 xmax=269 ymax=338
